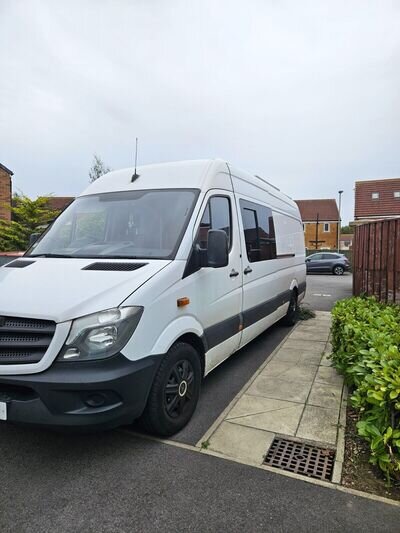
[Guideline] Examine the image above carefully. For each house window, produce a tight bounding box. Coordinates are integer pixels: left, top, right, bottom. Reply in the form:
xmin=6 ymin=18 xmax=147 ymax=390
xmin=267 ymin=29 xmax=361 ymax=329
xmin=394 ymin=191 xmax=400 ymax=198
xmin=372 ymin=192 xmax=379 ymax=199
xmin=323 ymin=223 xmax=330 ymax=232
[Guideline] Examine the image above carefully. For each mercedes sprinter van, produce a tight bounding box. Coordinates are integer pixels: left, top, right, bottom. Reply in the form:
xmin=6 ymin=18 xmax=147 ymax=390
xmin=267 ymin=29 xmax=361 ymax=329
xmin=0 ymin=160 xmax=306 ymax=435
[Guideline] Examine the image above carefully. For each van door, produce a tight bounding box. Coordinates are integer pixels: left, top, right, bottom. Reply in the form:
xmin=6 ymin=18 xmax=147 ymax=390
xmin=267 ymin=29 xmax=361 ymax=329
xmin=237 ymin=198 xmax=289 ymax=347
xmin=187 ymin=191 xmax=243 ymax=373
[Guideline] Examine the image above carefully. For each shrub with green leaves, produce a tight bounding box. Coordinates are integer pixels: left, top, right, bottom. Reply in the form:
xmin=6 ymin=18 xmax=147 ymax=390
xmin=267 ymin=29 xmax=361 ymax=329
xmin=331 ymin=297 xmax=400 ymax=482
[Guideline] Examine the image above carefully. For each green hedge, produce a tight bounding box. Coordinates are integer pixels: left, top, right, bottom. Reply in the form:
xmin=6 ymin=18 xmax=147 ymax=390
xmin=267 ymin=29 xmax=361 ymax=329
xmin=331 ymin=297 xmax=400 ymax=482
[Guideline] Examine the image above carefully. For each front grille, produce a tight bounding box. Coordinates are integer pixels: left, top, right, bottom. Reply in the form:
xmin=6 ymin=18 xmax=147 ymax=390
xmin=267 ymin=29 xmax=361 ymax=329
xmin=0 ymin=316 xmax=56 ymax=364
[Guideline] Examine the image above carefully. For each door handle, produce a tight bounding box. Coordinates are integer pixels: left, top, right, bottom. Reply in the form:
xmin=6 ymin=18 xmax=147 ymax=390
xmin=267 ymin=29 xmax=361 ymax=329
xmin=244 ymin=266 xmax=253 ymax=275
xmin=229 ymin=269 xmax=239 ymax=278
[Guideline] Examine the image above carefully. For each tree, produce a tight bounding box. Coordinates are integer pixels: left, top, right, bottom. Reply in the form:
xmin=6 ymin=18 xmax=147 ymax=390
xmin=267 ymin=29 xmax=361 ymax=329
xmin=89 ymin=154 xmax=111 ymax=182
xmin=341 ymin=225 xmax=353 ymax=234
xmin=0 ymin=194 xmax=60 ymax=251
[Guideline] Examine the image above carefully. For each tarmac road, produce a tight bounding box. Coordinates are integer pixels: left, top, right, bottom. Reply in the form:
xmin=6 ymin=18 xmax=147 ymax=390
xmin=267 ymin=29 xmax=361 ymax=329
xmin=2 ymin=272 xmax=396 ymax=533
xmin=303 ymin=273 xmax=353 ymax=311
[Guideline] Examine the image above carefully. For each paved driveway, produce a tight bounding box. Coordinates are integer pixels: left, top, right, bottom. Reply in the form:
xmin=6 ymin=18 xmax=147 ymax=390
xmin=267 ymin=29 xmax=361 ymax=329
xmin=303 ymin=273 xmax=353 ymax=311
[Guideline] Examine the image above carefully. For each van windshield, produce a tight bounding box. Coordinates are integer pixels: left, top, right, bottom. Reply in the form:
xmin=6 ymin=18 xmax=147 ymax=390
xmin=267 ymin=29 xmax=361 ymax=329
xmin=28 ymin=189 xmax=199 ymax=260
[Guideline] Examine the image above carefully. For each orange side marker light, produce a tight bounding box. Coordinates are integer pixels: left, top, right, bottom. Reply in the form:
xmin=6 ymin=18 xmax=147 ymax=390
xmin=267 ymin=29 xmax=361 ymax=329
xmin=177 ymin=297 xmax=190 ymax=307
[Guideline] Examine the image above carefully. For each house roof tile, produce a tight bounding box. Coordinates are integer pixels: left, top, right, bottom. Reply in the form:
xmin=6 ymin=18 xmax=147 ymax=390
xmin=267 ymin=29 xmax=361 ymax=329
xmin=294 ymin=199 xmax=339 ymax=222
xmin=354 ymin=178 xmax=400 ymax=219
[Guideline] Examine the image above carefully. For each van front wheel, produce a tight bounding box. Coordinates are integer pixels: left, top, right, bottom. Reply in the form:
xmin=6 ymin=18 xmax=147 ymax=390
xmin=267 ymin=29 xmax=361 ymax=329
xmin=140 ymin=342 xmax=202 ymax=436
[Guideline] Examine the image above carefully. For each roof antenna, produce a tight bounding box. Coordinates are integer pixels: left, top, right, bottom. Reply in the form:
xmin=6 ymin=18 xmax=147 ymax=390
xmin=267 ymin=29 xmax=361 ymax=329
xmin=131 ymin=137 xmax=140 ymax=182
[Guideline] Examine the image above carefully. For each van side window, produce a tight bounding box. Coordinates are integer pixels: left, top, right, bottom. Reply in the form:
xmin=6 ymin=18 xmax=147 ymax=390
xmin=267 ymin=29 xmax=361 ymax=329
xmin=195 ymin=196 xmax=232 ymax=249
xmin=240 ymin=199 xmax=276 ymax=262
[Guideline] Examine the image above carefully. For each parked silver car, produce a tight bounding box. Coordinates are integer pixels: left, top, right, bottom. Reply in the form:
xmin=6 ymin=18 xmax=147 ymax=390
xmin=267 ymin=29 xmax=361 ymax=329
xmin=306 ymin=252 xmax=350 ymax=275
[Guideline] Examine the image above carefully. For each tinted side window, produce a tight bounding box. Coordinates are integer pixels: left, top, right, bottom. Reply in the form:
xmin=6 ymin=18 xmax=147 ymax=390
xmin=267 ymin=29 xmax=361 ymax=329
xmin=240 ymin=199 xmax=276 ymax=262
xmin=195 ymin=196 xmax=232 ymax=249
xmin=311 ymin=254 xmax=323 ymax=260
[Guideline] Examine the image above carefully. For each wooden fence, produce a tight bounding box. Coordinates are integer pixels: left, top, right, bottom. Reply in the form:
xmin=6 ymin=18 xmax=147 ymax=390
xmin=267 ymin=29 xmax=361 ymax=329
xmin=353 ymin=219 xmax=400 ymax=304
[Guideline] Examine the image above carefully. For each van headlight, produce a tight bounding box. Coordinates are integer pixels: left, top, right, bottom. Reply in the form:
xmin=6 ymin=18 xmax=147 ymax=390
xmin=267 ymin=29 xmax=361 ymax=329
xmin=58 ymin=307 xmax=143 ymax=362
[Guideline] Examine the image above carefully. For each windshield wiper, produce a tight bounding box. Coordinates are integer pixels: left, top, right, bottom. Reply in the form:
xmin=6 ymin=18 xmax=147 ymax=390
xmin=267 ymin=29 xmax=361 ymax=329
xmin=29 ymin=254 xmax=144 ymax=260
xmin=29 ymin=253 xmax=73 ymax=258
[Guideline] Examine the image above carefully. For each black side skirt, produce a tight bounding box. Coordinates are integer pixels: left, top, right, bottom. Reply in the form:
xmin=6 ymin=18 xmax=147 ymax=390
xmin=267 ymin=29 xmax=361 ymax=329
xmin=203 ymin=289 xmax=292 ymax=351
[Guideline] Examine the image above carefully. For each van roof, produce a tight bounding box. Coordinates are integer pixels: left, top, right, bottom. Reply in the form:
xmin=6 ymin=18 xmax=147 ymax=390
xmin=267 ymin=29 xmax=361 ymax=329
xmin=80 ymin=160 xmax=226 ymax=197
xmin=79 ymin=159 xmax=295 ymax=210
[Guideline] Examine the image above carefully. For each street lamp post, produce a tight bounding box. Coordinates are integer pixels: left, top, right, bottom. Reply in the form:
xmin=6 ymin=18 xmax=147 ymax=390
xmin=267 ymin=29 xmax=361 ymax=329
xmin=337 ymin=190 xmax=343 ymax=252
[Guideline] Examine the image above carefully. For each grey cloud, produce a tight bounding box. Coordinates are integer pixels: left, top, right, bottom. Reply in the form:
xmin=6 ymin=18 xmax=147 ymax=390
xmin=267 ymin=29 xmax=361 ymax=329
xmin=1 ymin=0 xmax=399 ymax=223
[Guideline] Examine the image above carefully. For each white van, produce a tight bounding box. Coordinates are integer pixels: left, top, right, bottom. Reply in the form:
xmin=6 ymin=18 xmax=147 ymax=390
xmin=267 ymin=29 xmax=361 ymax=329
xmin=0 ymin=160 xmax=306 ymax=435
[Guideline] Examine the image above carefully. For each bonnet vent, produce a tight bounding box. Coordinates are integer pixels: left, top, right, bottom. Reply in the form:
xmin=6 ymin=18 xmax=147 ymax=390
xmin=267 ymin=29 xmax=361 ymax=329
xmin=82 ymin=262 xmax=147 ymax=272
xmin=4 ymin=260 xmax=36 ymax=268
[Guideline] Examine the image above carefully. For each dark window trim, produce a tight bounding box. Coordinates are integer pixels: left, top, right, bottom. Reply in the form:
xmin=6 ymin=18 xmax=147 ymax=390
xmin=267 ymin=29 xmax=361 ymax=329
xmin=203 ymin=289 xmax=291 ymax=350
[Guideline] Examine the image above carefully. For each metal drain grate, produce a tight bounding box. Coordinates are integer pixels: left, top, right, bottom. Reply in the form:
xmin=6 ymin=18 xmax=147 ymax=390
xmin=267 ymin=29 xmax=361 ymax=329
xmin=264 ymin=438 xmax=335 ymax=481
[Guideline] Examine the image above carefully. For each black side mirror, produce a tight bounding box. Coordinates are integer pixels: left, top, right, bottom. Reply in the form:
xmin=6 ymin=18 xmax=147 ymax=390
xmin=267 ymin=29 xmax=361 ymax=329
xmin=207 ymin=230 xmax=228 ymax=268
xmin=29 ymin=233 xmax=41 ymax=246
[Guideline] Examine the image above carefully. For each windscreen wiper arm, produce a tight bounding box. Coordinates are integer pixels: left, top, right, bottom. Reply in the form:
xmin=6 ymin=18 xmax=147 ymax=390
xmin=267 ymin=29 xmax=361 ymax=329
xmin=28 ymin=253 xmax=73 ymax=258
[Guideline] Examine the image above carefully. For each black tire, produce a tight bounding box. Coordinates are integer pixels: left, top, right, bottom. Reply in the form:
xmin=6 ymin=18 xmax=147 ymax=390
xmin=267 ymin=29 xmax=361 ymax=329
xmin=333 ymin=265 xmax=344 ymax=276
xmin=140 ymin=342 xmax=202 ymax=436
xmin=282 ymin=290 xmax=298 ymax=327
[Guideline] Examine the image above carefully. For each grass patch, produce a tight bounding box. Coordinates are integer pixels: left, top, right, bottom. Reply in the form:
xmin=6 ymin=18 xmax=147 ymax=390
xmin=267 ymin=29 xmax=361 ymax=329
xmin=297 ymin=305 xmax=316 ymax=321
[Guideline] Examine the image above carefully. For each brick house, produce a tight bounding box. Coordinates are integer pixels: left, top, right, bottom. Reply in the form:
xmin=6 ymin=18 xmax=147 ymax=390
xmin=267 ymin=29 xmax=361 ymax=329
xmin=354 ymin=177 xmax=400 ymax=224
xmin=0 ymin=163 xmax=13 ymax=221
xmin=45 ymin=196 xmax=74 ymax=212
xmin=295 ymin=199 xmax=340 ymax=250
xmin=339 ymin=234 xmax=353 ymax=250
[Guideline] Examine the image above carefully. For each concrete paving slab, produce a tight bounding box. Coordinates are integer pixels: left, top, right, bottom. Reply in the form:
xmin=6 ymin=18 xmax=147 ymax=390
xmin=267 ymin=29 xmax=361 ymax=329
xmin=260 ymin=360 xmax=317 ymax=383
xmin=247 ymin=374 xmax=312 ymax=403
xmin=208 ymin=421 xmax=274 ymax=464
xmin=315 ymin=366 xmax=344 ymax=387
xmin=325 ymin=341 xmax=333 ymax=353
xmin=282 ymin=339 xmax=326 ymax=353
xmin=226 ymin=394 xmax=304 ymax=435
xmin=295 ymin=322 xmax=332 ymax=332
xmin=313 ymin=315 xmax=332 ymax=321
xmin=296 ymin=405 xmax=339 ymax=445
xmin=320 ymin=352 xmax=333 ymax=367
xmin=314 ymin=311 xmax=332 ymax=318
xmin=308 ymin=382 xmax=343 ymax=410
xmin=289 ymin=329 xmax=330 ymax=342
xmin=272 ymin=347 xmax=322 ymax=366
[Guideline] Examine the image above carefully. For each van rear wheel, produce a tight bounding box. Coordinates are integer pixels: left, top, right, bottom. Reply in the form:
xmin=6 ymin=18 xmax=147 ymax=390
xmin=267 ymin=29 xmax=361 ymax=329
xmin=140 ymin=342 xmax=201 ymax=436
xmin=282 ymin=290 xmax=298 ymax=326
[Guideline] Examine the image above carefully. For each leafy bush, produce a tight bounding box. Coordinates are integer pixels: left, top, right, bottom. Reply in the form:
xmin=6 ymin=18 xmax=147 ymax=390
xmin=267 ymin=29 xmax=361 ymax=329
xmin=0 ymin=194 xmax=59 ymax=251
xmin=331 ymin=297 xmax=400 ymax=482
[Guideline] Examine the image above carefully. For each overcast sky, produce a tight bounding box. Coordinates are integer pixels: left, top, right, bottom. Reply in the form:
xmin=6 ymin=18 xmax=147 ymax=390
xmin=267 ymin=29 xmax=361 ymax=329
xmin=1 ymin=0 xmax=399 ymax=224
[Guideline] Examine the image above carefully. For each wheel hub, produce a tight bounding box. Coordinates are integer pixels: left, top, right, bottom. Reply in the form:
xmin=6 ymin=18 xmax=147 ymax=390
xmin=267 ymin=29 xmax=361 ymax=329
xmin=178 ymin=381 xmax=188 ymax=397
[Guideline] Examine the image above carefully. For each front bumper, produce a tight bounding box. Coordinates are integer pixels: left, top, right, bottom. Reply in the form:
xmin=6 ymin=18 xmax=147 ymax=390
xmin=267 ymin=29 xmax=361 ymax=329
xmin=0 ymin=353 xmax=162 ymax=430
